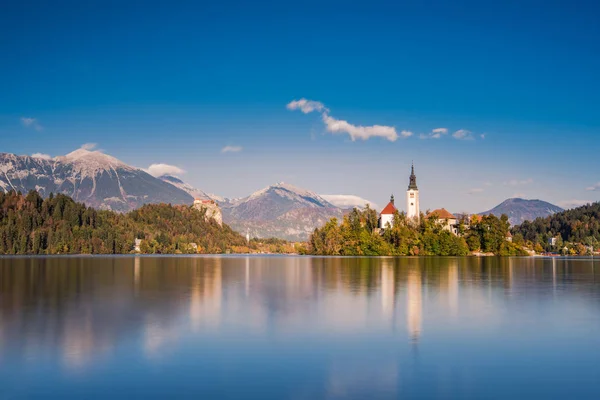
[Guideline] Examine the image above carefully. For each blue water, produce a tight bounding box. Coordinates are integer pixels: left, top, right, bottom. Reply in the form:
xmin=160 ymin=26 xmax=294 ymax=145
xmin=0 ymin=256 xmax=599 ymax=399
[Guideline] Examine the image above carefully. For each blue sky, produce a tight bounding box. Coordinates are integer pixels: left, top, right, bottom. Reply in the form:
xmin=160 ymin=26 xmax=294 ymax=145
xmin=1 ymin=0 xmax=599 ymax=212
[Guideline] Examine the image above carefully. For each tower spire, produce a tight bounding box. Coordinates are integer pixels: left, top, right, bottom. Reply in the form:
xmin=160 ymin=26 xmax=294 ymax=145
xmin=408 ymin=163 xmax=418 ymax=190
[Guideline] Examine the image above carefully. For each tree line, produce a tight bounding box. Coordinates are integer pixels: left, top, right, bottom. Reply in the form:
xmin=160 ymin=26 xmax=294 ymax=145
xmin=309 ymin=206 xmax=527 ymax=256
xmin=0 ymin=190 xmax=250 ymax=255
xmin=511 ymin=202 xmax=600 ymax=254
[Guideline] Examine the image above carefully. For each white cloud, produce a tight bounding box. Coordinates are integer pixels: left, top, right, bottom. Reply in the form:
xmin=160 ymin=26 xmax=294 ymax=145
xmin=420 ymin=128 xmax=449 ymax=139
xmin=147 ymin=163 xmax=186 ymax=177
xmin=31 ymin=153 xmax=52 ymax=160
xmin=81 ymin=143 xmax=98 ymax=151
xmin=504 ymin=178 xmax=533 ymax=186
xmin=453 ymin=129 xmax=473 ymax=140
xmin=322 ymin=114 xmax=399 ymax=142
xmin=512 ymin=193 xmax=526 ymax=198
xmin=585 ymin=182 xmax=600 ymax=191
xmin=288 ymin=98 xmax=399 ymax=142
xmin=467 ymin=188 xmax=484 ymax=195
xmin=286 ymin=98 xmax=328 ymax=114
xmin=320 ymin=194 xmax=377 ymax=210
xmin=21 ymin=117 xmax=43 ymax=131
xmin=400 ymin=130 xmax=413 ymax=138
xmin=480 ymin=133 xmax=486 ymax=139
xmin=559 ymin=199 xmax=593 ymax=209
xmin=221 ymin=145 xmax=243 ymax=153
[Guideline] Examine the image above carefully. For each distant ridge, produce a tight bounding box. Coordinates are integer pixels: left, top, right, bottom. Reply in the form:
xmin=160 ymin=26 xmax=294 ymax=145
xmin=480 ymin=198 xmax=563 ymax=225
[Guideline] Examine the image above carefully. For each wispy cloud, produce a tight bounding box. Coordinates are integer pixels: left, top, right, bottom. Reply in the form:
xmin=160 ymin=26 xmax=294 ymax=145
xmin=480 ymin=133 xmax=486 ymax=139
xmin=419 ymin=128 xmax=448 ymax=140
xmin=286 ymin=99 xmax=328 ymax=114
xmin=467 ymin=188 xmax=485 ymax=195
xmin=504 ymin=178 xmax=533 ymax=186
xmin=400 ymin=130 xmax=413 ymax=138
xmin=287 ymin=98 xmax=400 ymax=142
xmin=453 ymin=129 xmax=474 ymax=140
xmin=585 ymin=182 xmax=600 ymax=191
xmin=31 ymin=153 xmax=52 ymax=160
xmin=147 ymin=163 xmax=186 ymax=177
xmin=21 ymin=117 xmax=43 ymax=131
xmin=321 ymin=114 xmax=399 ymax=141
xmin=221 ymin=145 xmax=243 ymax=153
xmin=559 ymin=199 xmax=593 ymax=209
xmin=320 ymin=194 xmax=378 ymax=210
xmin=80 ymin=143 xmax=98 ymax=151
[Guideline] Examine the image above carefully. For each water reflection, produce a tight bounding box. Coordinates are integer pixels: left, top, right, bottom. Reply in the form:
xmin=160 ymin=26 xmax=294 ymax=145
xmin=1 ymin=256 xmax=599 ymax=398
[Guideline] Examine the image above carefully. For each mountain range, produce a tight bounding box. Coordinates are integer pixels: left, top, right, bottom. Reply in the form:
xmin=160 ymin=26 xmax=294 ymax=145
xmin=479 ymin=198 xmax=564 ymax=226
xmin=0 ymin=149 xmax=347 ymax=240
xmin=0 ymin=148 xmax=565 ymax=239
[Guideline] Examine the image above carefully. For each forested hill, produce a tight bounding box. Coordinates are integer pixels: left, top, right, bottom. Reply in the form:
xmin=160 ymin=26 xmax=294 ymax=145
xmin=0 ymin=190 xmax=249 ymax=255
xmin=512 ymin=202 xmax=600 ymax=250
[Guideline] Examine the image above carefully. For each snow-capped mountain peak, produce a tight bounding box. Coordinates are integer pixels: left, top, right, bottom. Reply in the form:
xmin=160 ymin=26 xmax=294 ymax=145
xmin=0 ymin=149 xmax=193 ymax=212
xmin=58 ymin=149 xmax=132 ymax=177
xmin=245 ymin=182 xmax=334 ymax=208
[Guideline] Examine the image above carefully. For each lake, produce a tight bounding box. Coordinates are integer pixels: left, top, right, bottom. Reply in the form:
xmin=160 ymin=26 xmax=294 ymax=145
xmin=1 ymin=256 xmax=599 ymax=399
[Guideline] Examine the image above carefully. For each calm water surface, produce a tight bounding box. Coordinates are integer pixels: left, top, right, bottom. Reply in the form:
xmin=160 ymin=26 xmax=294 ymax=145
xmin=1 ymin=256 xmax=599 ymax=399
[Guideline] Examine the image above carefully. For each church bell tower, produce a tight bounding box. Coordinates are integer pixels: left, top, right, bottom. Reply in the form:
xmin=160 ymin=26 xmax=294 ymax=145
xmin=406 ymin=163 xmax=420 ymax=221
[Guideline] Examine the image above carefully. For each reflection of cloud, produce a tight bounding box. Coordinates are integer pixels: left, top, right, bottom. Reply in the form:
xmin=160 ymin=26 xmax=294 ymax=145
xmin=143 ymin=314 xmax=181 ymax=358
xmin=327 ymin=360 xmax=398 ymax=398
xmin=189 ymin=260 xmax=222 ymax=333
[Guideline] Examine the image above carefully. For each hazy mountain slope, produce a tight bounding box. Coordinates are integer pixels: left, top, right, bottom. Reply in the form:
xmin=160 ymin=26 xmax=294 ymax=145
xmin=480 ymin=198 xmax=563 ymax=225
xmin=222 ymin=182 xmax=343 ymax=241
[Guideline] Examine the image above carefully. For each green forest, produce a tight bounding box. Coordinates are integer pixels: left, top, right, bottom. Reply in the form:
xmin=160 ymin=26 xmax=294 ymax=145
xmin=309 ymin=206 xmax=526 ymax=256
xmin=0 ymin=190 xmax=250 ymax=255
xmin=511 ymin=202 xmax=600 ymax=253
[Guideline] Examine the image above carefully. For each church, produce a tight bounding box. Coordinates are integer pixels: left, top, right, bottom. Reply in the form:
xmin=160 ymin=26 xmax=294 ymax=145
xmin=379 ymin=164 xmax=420 ymax=229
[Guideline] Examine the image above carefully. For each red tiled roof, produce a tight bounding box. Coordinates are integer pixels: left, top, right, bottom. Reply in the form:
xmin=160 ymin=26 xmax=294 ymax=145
xmin=380 ymin=202 xmax=397 ymax=215
xmin=426 ymin=208 xmax=456 ymax=220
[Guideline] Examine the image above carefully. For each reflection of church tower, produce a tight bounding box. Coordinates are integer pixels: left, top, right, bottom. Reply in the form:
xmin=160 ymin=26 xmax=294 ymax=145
xmin=407 ymin=267 xmax=422 ymax=342
xmin=406 ymin=163 xmax=420 ymax=221
xmin=381 ymin=263 xmax=395 ymax=318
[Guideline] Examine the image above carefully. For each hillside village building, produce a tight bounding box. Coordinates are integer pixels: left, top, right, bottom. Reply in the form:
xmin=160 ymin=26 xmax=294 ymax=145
xmin=426 ymin=208 xmax=459 ymax=235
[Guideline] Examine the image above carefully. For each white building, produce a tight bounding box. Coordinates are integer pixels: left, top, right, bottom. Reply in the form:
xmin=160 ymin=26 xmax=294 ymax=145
xmin=379 ymin=195 xmax=397 ymax=229
xmin=406 ymin=164 xmax=420 ymax=221
xmin=426 ymin=208 xmax=459 ymax=235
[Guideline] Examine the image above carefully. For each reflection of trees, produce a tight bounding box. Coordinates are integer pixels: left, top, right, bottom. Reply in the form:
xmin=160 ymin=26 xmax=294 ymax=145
xmin=1 ymin=256 xmax=599 ymax=369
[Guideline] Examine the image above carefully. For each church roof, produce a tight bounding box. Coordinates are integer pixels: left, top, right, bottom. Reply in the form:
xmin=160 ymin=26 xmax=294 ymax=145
xmin=380 ymin=201 xmax=397 ymax=215
xmin=426 ymin=208 xmax=456 ymax=220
